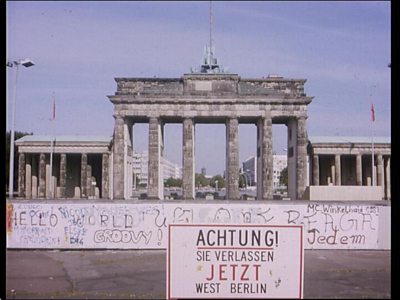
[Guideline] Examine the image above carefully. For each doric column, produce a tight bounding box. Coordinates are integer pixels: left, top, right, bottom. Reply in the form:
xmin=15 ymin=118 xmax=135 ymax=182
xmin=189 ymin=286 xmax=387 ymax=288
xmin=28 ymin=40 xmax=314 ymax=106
xmin=31 ymin=155 xmax=38 ymax=198
xmin=32 ymin=176 xmax=38 ymax=198
xmin=124 ymin=119 xmax=134 ymax=199
xmin=113 ymin=115 xmax=125 ymax=199
xmin=45 ymin=162 xmax=51 ymax=198
xmin=257 ymin=116 xmax=273 ymax=200
xmin=330 ymin=159 xmax=335 ymax=185
xmin=102 ymin=153 xmax=109 ymax=199
xmin=148 ymin=117 xmax=163 ymax=200
xmin=386 ymin=156 xmax=391 ymax=200
xmin=87 ymin=165 xmax=92 ymax=198
xmin=81 ymin=153 xmax=88 ymax=198
xmin=26 ymin=156 xmax=32 ymax=198
xmin=296 ymin=116 xmax=308 ymax=198
xmin=312 ymin=154 xmax=319 ymax=186
xmin=335 ymin=154 xmax=341 ymax=186
xmin=182 ymin=118 xmax=195 ymax=200
xmin=371 ymin=153 xmax=377 ymax=186
xmin=59 ymin=154 xmax=67 ymax=198
xmin=377 ymin=154 xmax=384 ymax=198
xmin=356 ymin=154 xmax=362 ymax=186
xmin=38 ymin=153 xmax=46 ymax=198
xmin=226 ymin=117 xmax=240 ymax=200
xmin=18 ymin=153 xmax=26 ymax=197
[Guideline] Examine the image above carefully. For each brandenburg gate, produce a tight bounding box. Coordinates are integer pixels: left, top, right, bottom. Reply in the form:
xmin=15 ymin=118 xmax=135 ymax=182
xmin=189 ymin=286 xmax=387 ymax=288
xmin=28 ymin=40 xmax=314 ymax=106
xmin=108 ymin=73 xmax=312 ymax=200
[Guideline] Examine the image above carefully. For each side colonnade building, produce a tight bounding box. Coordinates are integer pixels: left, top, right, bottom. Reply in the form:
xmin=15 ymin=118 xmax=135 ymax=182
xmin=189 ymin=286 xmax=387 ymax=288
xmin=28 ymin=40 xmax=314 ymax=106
xmin=14 ymin=134 xmax=391 ymax=200
xmin=15 ymin=136 xmax=112 ymax=199
xmin=308 ymin=136 xmax=391 ymax=200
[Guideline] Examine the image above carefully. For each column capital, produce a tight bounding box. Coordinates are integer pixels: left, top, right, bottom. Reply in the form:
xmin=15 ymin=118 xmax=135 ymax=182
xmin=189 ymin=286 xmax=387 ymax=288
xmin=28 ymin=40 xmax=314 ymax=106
xmin=113 ymin=113 xmax=124 ymax=120
xmin=297 ymin=115 xmax=307 ymax=121
xmin=149 ymin=116 xmax=162 ymax=125
xmin=226 ymin=115 xmax=238 ymax=123
xmin=148 ymin=112 xmax=161 ymax=119
xmin=264 ymin=108 xmax=272 ymax=116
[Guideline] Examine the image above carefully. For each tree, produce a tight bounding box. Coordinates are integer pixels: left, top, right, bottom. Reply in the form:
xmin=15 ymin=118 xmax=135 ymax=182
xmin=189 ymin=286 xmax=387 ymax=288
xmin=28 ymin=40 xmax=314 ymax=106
xmin=239 ymin=174 xmax=246 ymax=188
xmin=279 ymin=167 xmax=288 ymax=187
xmin=6 ymin=131 xmax=32 ymax=192
xmin=195 ymin=173 xmax=209 ymax=187
xmin=210 ymin=175 xmax=225 ymax=189
xmin=165 ymin=177 xmax=182 ymax=187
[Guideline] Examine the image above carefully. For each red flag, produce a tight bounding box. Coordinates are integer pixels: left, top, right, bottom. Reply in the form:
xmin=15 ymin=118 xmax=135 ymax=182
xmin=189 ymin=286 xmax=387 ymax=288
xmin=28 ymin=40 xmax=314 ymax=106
xmin=370 ymin=103 xmax=375 ymax=122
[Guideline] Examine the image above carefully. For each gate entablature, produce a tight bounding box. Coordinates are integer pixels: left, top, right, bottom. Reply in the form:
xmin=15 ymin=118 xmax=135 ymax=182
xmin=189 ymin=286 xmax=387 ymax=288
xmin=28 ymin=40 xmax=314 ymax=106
xmin=110 ymin=74 xmax=311 ymax=102
xmin=108 ymin=73 xmax=313 ymax=201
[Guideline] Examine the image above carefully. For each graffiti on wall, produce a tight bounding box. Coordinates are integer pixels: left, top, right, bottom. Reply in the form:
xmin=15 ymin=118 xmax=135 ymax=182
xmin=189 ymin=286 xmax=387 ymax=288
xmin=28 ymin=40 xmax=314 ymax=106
xmin=6 ymin=203 xmax=13 ymax=234
xmin=6 ymin=201 xmax=386 ymax=249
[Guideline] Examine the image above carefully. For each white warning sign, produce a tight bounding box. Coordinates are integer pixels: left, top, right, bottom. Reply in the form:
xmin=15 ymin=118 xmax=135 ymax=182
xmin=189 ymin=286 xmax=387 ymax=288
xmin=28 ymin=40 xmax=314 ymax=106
xmin=167 ymin=224 xmax=304 ymax=299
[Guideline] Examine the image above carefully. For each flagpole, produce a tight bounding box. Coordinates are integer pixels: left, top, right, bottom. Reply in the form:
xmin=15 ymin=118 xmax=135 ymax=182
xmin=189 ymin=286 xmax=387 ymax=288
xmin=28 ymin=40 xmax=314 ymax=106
xmin=371 ymin=121 xmax=374 ymax=186
xmin=50 ymin=137 xmax=54 ymax=197
xmin=50 ymin=93 xmax=55 ymax=198
xmin=371 ymin=103 xmax=375 ymax=186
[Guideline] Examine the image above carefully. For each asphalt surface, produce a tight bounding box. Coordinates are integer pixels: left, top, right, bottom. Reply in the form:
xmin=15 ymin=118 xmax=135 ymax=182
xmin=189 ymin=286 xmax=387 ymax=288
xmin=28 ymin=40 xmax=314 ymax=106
xmin=6 ymin=249 xmax=391 ymax=299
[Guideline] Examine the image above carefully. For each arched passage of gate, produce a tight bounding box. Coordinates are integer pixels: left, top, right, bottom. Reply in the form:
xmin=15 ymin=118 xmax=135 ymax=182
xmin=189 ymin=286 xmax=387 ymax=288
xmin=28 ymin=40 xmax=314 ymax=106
xmin=108 ymin=73 xmax=313 ymax=200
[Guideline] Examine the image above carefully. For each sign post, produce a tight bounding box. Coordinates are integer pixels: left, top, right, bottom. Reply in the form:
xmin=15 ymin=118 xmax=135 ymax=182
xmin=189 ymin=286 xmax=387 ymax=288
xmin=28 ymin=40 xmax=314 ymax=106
xmin=167 ymin=224 xmax=304 ymax=299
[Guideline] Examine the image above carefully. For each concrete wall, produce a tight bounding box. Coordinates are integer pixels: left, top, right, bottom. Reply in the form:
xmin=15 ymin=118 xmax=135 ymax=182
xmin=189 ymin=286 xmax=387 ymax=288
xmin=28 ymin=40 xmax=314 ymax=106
xmin=303 ymin=186 xmax=383 ymax=201
xmin=6 ymin=200 xmax=390 ymax=250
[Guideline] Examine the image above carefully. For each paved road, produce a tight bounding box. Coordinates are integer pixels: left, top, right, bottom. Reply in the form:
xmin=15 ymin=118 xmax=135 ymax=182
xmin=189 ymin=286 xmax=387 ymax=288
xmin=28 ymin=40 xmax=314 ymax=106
xmin=6 ymin=249 xmax=390 ymax=299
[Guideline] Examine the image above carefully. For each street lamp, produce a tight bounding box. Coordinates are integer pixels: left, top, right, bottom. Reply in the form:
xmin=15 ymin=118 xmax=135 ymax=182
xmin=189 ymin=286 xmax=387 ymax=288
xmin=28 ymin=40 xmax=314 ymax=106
xmin=7 ymin=58 xmax=35 ymax=199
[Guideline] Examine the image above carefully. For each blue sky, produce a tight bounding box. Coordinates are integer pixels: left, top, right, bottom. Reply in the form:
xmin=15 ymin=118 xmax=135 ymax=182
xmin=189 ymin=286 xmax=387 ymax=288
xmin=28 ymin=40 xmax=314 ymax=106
xmin=6 ymin=1 xmax=391 ymax=175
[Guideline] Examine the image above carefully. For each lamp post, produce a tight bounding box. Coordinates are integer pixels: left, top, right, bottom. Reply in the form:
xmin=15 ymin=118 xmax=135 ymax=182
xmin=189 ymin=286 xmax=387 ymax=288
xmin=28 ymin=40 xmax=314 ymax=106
xmin=7 ymin=58 xmax=35 ymax=199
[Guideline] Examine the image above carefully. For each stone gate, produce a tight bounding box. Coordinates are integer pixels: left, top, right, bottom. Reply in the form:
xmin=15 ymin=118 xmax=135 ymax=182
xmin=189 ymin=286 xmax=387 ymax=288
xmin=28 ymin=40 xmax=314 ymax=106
xmin=108 ymin=73 xmax=313 ymax=200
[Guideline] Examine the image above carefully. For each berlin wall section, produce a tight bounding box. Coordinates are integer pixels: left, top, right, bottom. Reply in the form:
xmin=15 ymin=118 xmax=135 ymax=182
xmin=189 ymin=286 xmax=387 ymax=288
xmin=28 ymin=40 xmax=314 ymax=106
xmin=6 ymin=200 xmax=391 ymax=250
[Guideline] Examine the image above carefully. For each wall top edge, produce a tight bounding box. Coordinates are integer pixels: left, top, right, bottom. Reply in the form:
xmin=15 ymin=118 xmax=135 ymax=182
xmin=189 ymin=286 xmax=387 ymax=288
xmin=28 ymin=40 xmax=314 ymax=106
xmin=6 ymin=199 xmax=390 ymax=207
